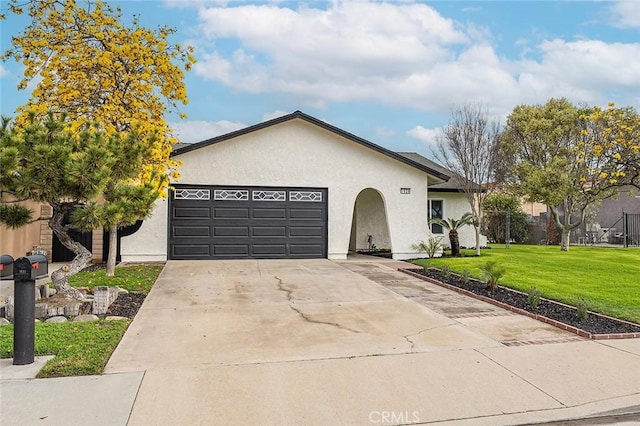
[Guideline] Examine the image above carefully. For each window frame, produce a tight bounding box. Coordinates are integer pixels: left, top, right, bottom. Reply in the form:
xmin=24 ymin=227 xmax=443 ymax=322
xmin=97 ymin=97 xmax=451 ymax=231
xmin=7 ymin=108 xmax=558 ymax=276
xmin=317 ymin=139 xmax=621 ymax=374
xmin=428 ymin=199 xmax=444 ymax=234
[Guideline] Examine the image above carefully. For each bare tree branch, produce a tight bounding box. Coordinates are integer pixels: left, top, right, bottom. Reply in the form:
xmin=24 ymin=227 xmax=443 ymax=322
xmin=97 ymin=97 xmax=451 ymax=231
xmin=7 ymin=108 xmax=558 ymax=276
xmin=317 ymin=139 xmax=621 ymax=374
xmin=432 ymin=102 xmax=502 ymax=255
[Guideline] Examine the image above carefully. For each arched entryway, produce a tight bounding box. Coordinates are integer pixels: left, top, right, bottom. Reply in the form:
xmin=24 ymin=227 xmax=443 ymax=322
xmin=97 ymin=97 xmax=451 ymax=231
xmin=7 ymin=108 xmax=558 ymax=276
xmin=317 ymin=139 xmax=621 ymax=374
xmin=349 ymin=188 xmax=392 ymax=254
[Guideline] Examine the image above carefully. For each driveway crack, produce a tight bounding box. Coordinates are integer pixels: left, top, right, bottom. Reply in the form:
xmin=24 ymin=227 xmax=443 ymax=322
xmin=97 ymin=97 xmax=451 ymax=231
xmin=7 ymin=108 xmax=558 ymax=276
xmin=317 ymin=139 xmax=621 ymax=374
xmin=403 ymin=335 xmax=416 ymax=352
xmin=275 ymin=276 xmax=293 ymax=301
xmin=288 ymin=304 xmax=361 ymax=334
xmin=402 ymin=324 xmax=456 ymax=352
xmin=275 ymin=276 xmax=360 ymax=334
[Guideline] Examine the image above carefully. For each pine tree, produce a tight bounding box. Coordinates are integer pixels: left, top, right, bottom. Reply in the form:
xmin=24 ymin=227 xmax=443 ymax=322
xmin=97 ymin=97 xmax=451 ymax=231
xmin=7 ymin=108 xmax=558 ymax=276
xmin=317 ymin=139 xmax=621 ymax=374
xmin=1 ymin=114 xmax=115 ymax=298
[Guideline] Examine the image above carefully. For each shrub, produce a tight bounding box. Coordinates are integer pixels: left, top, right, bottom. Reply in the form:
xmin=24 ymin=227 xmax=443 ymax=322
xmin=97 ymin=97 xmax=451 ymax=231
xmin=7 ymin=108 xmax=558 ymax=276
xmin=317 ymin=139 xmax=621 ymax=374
xmin=528 ymin=287 xmax=542 ymax=308
xmin=460 ymin=269 xmax=471 ymax=285
xmin=481 ymin=261 xmax=506 ymax=292
xmin=412 ymin=237 xmax=443 ymax=260
xmin=440 ymin=264 xmax=451 ymax=279
xmin=576 ymin=298 xmax=589 ymax=321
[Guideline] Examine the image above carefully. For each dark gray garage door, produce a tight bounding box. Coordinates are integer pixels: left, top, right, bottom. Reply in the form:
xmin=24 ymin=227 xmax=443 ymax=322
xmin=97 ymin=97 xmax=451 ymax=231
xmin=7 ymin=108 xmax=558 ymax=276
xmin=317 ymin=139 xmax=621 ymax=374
xmin=169 ymin=185 xmax=328 ymax=259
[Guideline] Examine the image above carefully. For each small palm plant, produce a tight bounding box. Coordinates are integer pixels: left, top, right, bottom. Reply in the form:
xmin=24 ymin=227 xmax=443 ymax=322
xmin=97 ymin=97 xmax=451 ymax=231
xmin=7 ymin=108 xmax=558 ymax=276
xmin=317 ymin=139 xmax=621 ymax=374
xmin=429 ymin=212 xmax=474 ymax=257
xmin=412 ymin=237 xmax=444 ymax=259
xmin=481 ymin=261 xmax=506 ymax=292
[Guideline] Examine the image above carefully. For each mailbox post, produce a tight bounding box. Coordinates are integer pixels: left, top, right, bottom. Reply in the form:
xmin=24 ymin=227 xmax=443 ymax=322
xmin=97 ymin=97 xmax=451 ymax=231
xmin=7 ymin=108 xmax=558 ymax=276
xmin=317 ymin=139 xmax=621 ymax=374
xmin=13 ymin=257 xmax=36 ymax=365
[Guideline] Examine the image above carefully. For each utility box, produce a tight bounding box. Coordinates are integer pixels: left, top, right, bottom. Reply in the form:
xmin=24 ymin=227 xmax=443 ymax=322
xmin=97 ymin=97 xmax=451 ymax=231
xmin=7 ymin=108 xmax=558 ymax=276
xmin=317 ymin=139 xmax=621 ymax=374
xmin=0 ymin=254 xmax=14 ymax=280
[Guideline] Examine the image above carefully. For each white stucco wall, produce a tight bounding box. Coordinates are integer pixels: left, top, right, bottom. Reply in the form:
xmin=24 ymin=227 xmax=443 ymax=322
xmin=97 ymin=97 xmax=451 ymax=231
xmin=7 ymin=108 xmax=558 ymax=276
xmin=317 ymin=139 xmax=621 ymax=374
xmin=430 ymin=191 xmax=487 ymax=249
xmin=122 ymin=119 xmax=432 ymax=261
xmin=352 ymin=188 xmax=392 ymax=251
xmin=120 ymin=198 xmax=168 ymax=262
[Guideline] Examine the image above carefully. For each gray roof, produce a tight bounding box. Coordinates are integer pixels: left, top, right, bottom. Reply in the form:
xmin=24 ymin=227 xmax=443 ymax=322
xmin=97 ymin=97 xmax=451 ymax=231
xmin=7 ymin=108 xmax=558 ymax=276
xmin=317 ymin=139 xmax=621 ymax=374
xmin=171 ymin=111 xmax=449 ymax=182
xmin=397 ymin=152 xmax=464 ymax=192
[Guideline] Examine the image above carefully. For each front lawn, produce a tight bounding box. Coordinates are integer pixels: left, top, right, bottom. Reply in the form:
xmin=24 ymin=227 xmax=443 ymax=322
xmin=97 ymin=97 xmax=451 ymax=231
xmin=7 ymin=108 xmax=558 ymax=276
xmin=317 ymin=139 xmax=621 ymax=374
xmin=412 ymin=245 xmax=640 ymax=324
xmin=0 ymin=263 xmax=163 ymax=377
xmin=68 ymin=263 xmax=164 ymax=293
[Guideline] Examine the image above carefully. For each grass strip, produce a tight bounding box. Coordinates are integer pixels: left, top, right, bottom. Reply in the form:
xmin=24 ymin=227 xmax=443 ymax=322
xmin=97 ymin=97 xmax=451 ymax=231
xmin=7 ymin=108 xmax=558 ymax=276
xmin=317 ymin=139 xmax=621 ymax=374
xmin=1 ymin=263 xmax=163 ymax=377
xmin=412 ymin=244 xmax=640 ymax=323
xmin=0 ymin=320 xmax=130 ymax=377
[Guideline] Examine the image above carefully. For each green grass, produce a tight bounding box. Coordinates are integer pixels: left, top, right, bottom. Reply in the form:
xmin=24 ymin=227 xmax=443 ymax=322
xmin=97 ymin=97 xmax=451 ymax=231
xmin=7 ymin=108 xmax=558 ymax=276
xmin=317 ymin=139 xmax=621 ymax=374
xmin=413 ymin=245 xmax=640 ymax=323
xmin=68 ymin=263 xmax=164 ymax=294
xmin=1 ymin=263 xmax=164 ymax=377
xmin=0 ymin=320 xmax=130 ymax=377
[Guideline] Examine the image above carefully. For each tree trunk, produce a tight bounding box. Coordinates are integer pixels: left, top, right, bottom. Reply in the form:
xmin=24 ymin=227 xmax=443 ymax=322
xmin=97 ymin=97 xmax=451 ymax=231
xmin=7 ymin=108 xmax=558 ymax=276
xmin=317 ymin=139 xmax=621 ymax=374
xmin=450 ymin=230 xmax=460 ymax=256
xmin=560 ymin=229 xmax=570 ymax=252
xmin=474 ymin=225 xmax=481 ymax=256
xmin=49 ymin=204 xmax=90 ymax=300
xmin=106 ymin=223 xmax=118 ymax=277
xmin=549 ymin=203 xmax=587 ymax=252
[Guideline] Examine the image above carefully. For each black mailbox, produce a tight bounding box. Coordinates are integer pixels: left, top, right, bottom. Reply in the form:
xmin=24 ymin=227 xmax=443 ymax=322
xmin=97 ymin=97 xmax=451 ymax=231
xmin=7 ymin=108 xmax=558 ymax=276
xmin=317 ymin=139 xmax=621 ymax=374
xmin=0 ymin=254 xmax=14 ymax=280
xmin=13 ymin=255 xmax=48 ymax=280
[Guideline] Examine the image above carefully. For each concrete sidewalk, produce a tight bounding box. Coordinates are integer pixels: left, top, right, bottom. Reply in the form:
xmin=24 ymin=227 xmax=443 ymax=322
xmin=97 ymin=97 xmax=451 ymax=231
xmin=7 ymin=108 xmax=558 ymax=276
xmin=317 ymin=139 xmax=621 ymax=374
xmin=2 ymin=258 xmax=639 ymax=425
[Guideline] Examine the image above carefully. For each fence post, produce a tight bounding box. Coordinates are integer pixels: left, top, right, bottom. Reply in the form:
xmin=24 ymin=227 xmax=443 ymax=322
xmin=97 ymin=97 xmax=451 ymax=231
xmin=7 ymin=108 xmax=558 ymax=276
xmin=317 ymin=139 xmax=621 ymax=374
xmin=623 ymin=212 xmax=628 ymax=248
xmin=505 ymin=209 xmax=510 ymax=249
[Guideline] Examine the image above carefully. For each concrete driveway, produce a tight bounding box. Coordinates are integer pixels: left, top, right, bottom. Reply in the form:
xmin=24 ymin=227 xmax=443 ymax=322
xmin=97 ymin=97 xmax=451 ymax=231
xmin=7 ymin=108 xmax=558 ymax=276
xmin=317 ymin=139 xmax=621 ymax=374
xmin=104 ymin=259 xmax=640 ymax=425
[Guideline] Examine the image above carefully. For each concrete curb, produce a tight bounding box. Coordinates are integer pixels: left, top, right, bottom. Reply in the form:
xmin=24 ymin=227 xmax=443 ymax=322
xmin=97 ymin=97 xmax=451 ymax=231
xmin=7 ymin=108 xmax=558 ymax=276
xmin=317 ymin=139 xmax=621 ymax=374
xmin=400 ymin=268 xmax=640 ymax=340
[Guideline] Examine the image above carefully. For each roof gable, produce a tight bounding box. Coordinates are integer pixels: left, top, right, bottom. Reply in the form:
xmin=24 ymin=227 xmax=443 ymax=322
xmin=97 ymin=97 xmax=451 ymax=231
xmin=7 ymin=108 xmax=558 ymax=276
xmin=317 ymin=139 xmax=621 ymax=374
xmin=397 ymin=152 xmax=471 ymax=192
xmin=172 ymin=111 xmax=449 ymax=182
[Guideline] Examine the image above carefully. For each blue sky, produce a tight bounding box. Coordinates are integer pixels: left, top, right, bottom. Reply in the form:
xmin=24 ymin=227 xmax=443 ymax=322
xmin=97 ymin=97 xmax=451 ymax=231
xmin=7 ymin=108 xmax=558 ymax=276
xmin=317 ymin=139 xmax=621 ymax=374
xmin=2 ymin=0 xmax=639 ymax=157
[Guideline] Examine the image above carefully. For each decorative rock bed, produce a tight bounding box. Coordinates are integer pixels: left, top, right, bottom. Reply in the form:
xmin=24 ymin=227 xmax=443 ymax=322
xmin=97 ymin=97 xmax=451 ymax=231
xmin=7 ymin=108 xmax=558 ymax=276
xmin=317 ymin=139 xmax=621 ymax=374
xmin=0 ymin=283 xmax=134 ymax=324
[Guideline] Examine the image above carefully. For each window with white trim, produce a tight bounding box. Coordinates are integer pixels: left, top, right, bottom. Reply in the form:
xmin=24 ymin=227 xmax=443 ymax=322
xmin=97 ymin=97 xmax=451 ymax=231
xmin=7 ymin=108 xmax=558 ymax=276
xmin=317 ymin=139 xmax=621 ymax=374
xmin=429 ymin=199 xmax=444 ymax=234
xmin=174 ymin=188 xmax=211 ymax=200
xmin=214 ymin=189 xmax=249 ymax=201
xmin=252 ymin=190 xmax=286 ymax=201
xmin=289 ymin=191 xmax=323 ymax=202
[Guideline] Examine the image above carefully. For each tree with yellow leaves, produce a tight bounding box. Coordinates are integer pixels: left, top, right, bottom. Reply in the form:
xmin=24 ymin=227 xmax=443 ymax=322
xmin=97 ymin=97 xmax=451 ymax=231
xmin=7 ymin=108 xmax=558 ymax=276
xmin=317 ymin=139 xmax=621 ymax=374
xmin=2 ymin=0 xmax=195 ymax=278
xmin=500 ymin=98 xmax=640 ymax=251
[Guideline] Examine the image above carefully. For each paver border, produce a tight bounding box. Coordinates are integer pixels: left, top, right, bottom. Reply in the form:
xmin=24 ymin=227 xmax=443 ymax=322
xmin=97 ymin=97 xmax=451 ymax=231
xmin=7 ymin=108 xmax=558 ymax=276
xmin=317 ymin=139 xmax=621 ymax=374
xmin=399 ymin=268 xmax=640 ymax=340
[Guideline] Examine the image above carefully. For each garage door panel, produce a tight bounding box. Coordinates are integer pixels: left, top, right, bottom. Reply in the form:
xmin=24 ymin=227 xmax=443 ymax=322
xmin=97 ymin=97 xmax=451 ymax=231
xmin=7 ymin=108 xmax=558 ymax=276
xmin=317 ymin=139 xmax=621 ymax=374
xmin=172 ymin=244 xmax=210 ymax=257
xmin=169 ymin=185 xmax=327 ymax=259
xmin=213 ymin=245 xmax=250 ymax=256
xmin=214 ymin=207 xmax=250 ymax=219
xmin=289 ymin=244 xmax=325 ymax=255
xmin=289 ymin=208 xmax=324 ymax=219
xmin=289 ymin=226 xmax=324 ymax=237
xmin=172 ymin=226 xmax=211 ymax=238
xmin=173 ymin=207 xmax=211 ymax=219
xmin=253 ymin=208 xmax=287 ymax=219
xmin=252 ymin=226 xmax=286 ymax=237
xmin=251 ymin=244 xmax=287 ymax=255
xmin=213 ymin=226 xmax=249 ymax=237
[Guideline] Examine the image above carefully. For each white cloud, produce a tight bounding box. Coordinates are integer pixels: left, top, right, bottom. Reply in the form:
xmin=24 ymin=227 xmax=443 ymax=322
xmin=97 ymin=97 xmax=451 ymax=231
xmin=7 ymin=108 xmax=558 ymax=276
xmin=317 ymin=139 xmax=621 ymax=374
xmin=0 ymin=65 xmax=9 ymax=78
xmin=194 ymin=1 xmax=470 ymax=107
xmin=406 ymin=126 xmax=440 ymax=147
xmin=170 ymin=120 xmax=247 ymax=143
xmin=609 ymin=1 xmax=640 ymax=28
xmin=514 ymin=39 xmax=640 ymax=106
xmin=190 ymin=1 xmax=640 ymax=115
xmin=262 ymin=110 xmax=291 ymax=121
